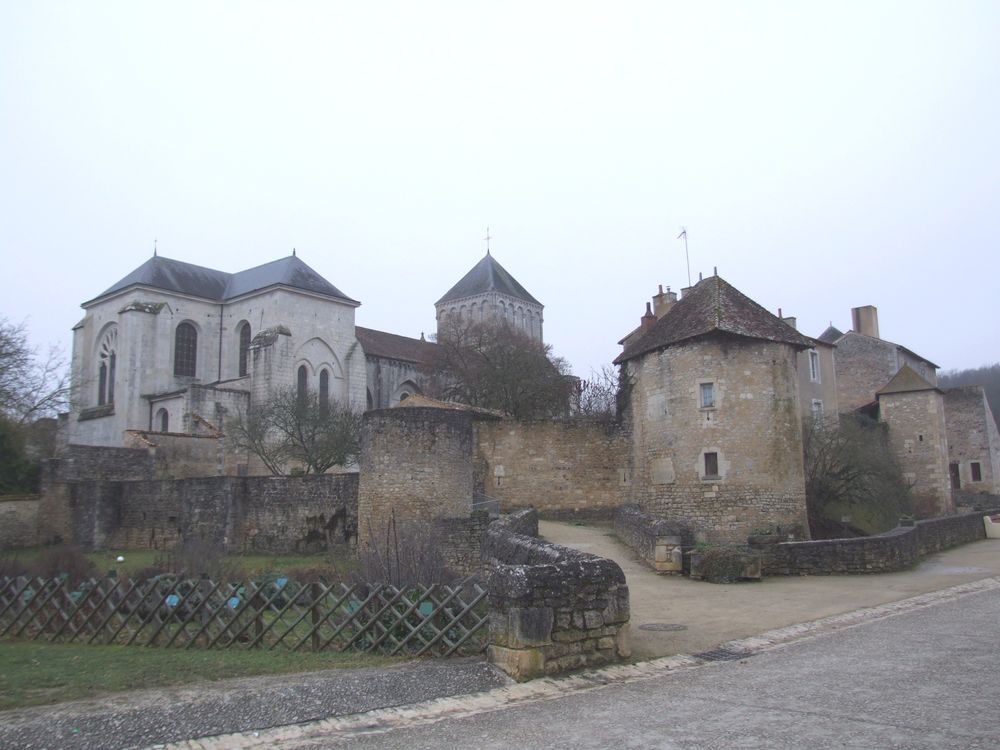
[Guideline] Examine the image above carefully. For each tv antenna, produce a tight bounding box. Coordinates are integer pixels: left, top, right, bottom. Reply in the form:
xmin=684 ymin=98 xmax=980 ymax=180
xmin=677 ymin=227 xmax=690 ymax=287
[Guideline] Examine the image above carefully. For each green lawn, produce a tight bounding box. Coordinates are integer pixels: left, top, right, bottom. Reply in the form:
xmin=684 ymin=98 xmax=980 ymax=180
xmin=0 ymin=640 xmax=402 ymax=710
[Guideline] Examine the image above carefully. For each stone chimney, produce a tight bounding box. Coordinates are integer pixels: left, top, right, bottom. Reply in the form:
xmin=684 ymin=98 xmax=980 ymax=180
xmin=652 ymin=284 xmax=678 ymax=318
xmin=640 ymin=302 xmax=657 ymax=335
xmin=851 ymin=305 xmax=880 ymax=339
xmin=782 ymin=316 xmax=797 ymax=330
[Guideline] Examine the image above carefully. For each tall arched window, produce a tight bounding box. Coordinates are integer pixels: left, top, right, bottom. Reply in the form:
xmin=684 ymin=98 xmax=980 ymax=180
xmin=297 ymin=365 xmax=308 ymax=404
xmin=319 ymin=369 xmax=330 ymax=414
xmin=238 ymin=323 xmax=251 ymax=377
xmin=97 ymin=327 xmax=117 ymax=406
xmin=174 ymin=323 xmax=197 ymax=377
xmin=157 ymin=408 xmax=169 ymax=432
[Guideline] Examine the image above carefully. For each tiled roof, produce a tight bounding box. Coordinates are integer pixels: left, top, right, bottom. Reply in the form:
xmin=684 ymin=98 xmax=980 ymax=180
xmin=355 ymin=327 xmax=438 ymax=364
xmin=817 ymin=325 xmax=844 ymax=344
xmin=87 ymin=254 xmax=357 ymax=305
xmin=876 ymin=364 xmax=942 ymax=396
xmin=614 ymin=275 xmax=814 ymax=364
xmin=391 ymin=393 xmax=503 ymax=418
xmin=436 ymin=253 xmax=541 ymax=306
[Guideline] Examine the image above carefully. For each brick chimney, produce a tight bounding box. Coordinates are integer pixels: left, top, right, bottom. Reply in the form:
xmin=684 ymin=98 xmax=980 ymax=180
xmin=652 ymin=284 xmax=678 ymax=318
xmin=851 ymin=305 xmax=880 ymax=339
xmin=640 ymin=302 xmax=657 ymax=334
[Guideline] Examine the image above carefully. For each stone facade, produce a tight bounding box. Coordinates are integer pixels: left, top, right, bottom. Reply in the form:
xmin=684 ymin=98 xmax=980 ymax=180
xmin=832 ymin=330 xmax=937 ymax=413
xmin=475 ymin=420 xmax=629 ymax=518
xmin=623 ymin=335 xmax=809 ymax=544
xmin=482 ymin=509 xmax=630 ymax=680
xmin=357 ymin=408 xmax=479 ymax=554
xmin=795 ymin=340 xmax=839 ymax=422
xmin=878 ymin=387 xmax=954 ymax=518
xmin=0 ymin=497 xmax=41 ymax=550
xmin=944 ymin=386 xmax=1000 ymax=494
xmin=613 ymin=504 xmax=691 ymax=573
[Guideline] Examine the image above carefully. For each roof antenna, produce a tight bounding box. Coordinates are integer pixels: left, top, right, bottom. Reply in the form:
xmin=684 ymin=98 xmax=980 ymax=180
xmin=484 ymin=227 xmax=491 ymax=255
xmin=677 ymin=227 xmax=690 ymax=287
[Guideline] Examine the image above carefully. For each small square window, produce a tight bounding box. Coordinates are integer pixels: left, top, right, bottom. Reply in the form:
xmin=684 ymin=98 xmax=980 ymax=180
xmin=704 ymin=451 xmax=719 ymax=478
xmin=700 ymin=382 xmax=715 ymax=409
xmin=972 ymin=462 xmax=983 ymax=482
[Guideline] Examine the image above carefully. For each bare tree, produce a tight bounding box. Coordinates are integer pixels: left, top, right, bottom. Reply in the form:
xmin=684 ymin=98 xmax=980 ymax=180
xmin=0 ymin=318 xmax=69 ymax=423
xmin=425 ymin=318 xmax=573 ymax=420
xmin=228 ymin=388 xmax=362 ymax=475
xmin=576 ymin=364 xmax=631 ymax=421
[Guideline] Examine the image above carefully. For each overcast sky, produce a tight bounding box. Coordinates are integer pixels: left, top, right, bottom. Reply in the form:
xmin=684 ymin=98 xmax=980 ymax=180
xmin=2 ymin=2 xmax=998 ymax=379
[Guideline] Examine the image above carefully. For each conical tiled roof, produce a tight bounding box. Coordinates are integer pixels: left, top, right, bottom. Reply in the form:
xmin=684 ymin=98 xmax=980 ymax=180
xmin=436 ymin=253 xmax=541 ymax=306
xmin=817 ymin=325 xmax=844 ymax=344
xmin=876 ymin=364 xmax=942 ymax=396
xmin=87 ymin=254 xmax=356 ymax=305
xmin=614 ymin=275 xmax=814 ymax=364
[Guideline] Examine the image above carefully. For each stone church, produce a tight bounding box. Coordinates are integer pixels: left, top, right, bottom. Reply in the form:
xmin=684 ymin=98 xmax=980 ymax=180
xmin=67 ymin=249 xmax=542 ymax=454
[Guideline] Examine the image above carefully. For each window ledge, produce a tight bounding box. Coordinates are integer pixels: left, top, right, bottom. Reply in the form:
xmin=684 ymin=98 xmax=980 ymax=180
xmin=78 ymin=404 xmax=115 ymax=421
xmin=701 ymin=475 xmax=722 ymax=482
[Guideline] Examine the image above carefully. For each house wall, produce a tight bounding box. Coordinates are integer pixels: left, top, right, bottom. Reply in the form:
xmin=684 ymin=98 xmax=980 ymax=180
xmin=944 ymin=386 xmax=1000 ymax=494
xmin=624 ymin=334 xmax=809 ymax=544
xmin=796 ymin=343 xmax=838 ymax=421
xmin=879 ymin=389 xmax=954 ymax=517
xmin=475 ymin=420 xmax=629 ymax=518
xmin=834 ymin=332 xmax=937 ymax=412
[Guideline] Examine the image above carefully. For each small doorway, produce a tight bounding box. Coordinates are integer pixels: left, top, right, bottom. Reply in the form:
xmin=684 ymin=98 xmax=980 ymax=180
xmin=949 ymin=462 xmax=961 ymax=490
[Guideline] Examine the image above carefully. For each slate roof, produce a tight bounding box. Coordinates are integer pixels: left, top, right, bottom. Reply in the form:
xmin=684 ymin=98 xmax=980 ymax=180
xmin=614 ymin=275 xmax=814 ymax=364
xmin=87 ymin=254 xmax=357 ymax=306
xmin=436 ymin=253 xmax=541 ymax=306
xmin=876 ymin=364 xmax=942 ymax=396
xmin=817 ymin=325 xmax=844 ymax=344
xmin=355 ymin=327 xmax=438 ymax=364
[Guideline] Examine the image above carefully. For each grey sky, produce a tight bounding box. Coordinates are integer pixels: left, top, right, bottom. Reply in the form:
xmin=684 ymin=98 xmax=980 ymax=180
xmin=2 ymin=1 xmax=998 ymax=379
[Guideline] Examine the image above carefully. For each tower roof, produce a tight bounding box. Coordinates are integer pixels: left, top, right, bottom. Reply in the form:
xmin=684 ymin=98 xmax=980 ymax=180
xmin=436 ymin=253 xmax=541 ymax=306
xmin=614 ymin=275 xmax=814 ymax=364
xmin=86 ymin=254 xmax=357 ymax=306
xmin=817 ymin=325 xmax=844 ymax=344
xmin=876 ymin=364 xmax=942 ymax=396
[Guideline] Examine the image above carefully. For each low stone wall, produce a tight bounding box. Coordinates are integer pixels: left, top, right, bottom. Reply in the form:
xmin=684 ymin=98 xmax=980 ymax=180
xmin=756 ymin=509 xmax=999 ymax=575
xmin=0 ymin=496 xmax=41 ymax=550
xmin=482 ymin=508 xmax=630 ymax=680
xmin=613 ymin=504 xmax=691 ymax=573
xmin=432 ymin=513 xmax=492 ymax=578
xmin=955 ymin=491 xmax=1000 ymax=512
xmin=64 ymin=474 xmax=359 ymax=554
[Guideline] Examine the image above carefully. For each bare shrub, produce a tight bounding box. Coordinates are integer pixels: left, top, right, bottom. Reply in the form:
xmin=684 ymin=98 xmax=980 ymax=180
xmin=155 ymin=539 xmax=246 ymax=582
xmin=694 ymin=547 xmax=745 ymax=584
xmin=32 ymin=544 xmax=97 ymax=586
xmin=359 ymin=511 xmax=457 ymax=586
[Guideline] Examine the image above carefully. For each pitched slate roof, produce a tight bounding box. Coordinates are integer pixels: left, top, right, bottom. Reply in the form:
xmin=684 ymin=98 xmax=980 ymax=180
xmin=614 ymin=275 xmax=814 ymax=364
xmin=87 ymin=254 xmax=357 ymax=305
xmin=436 ymin=253 xmax=541 ymax=306
xmin=355 ymin=327 xmax=438 ymax=364
xmin=876 ymin=364 xmax=942 ymax=396
xmin=817 ymin=325 xmax=844 ymax=344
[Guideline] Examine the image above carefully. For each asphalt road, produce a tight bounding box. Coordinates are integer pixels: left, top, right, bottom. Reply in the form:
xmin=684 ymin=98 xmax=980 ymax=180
xmin=203 ymin=584 xmax=1000 ymax=749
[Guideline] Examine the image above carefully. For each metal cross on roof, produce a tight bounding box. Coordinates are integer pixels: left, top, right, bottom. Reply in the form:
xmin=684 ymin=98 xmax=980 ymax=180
xmin=484 ymin=227 xmax=491 ymax=254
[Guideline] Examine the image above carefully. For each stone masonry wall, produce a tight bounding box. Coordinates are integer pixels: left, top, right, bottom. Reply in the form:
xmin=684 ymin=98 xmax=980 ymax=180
xmin=66 ymin=474 xmax=358 ymax=554
xmin=754 ymin=509 xmax=997 ymax=575
xmin=625 ymin=335 xmax=809 ymax=544
xmin=0 ymin=497 xmax=41 ymax=550
xmin=475 ymin=420 xmax=628 ymax=519
xmin=613 ymin=504 xmax=691 ymax=573
xmin=944 ymin=386 xmax=1000 ymax=494
xmin=482 ymin=509 xmax=630 ymax=680
xmin=357 ymin=408 xmax=475 ymax=553
xmin=879 ymin=389 xmax=954 ymax=517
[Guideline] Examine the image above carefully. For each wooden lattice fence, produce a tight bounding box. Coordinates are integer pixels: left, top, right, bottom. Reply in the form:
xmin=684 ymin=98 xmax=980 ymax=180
xmin=0 ymin=574 xmax=488 ymax=656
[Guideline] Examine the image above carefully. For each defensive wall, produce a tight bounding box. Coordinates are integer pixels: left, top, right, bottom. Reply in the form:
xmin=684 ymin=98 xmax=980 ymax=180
xmin=482 ymin=508 xmax=630 ymax=680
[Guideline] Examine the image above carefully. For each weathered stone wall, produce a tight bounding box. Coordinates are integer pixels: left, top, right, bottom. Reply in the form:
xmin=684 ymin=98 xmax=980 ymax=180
xmin=944 ymin=386 xmax=1000 ymax=494
xmin=624 ymin=334 xmax=809 ymax=544
xmin=432 ymin=513 xmax=492 ymax=577
xmin=364 ymin=356 xmax=427 ymax=410
xmin=65 ymin=474 xmax=358 ymax=553
xmin=613 ymin=504 xmax=691 ymax=573
xmin=482 ymin=509 xmax=630 ymax=680
xmin=475 ymin=420 xmax=628 ymax=518
xmin=0 ymin=497 xmax=41 ymax=550
xmin=796 ymin=342 xmax=839 ymax=420
xmin=357 ymin=408 xmax=475 ymax=553
xmin=879 ymin=389 xmax=954 ymax=517
xmin=833 ymin=332 xmax=937 ymax=413
xmin=48 ymin=444 xmax=155 ymax=482
xmin=755 ymin=509 xmax=997 ymax=575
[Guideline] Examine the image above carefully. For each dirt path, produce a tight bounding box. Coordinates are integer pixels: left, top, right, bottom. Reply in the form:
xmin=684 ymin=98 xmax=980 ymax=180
xmin=538 ymin=520 xmax=1000 ymax=660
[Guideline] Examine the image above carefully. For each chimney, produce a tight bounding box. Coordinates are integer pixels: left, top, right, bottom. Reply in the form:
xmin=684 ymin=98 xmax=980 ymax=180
xmin=640 ymin=302 xmax=657 ymax=334
xmin=851 ymin=305 xmax=880 ymax=338
xmin=782 ymin=316 xmax=797 ymax=330
xmin=652 ymin=284 xmax=678 ymax=318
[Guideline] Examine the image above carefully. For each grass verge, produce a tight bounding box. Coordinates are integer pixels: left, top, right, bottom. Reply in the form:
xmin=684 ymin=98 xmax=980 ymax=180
xmin=0 ymin=640 xmax=403 ymax=711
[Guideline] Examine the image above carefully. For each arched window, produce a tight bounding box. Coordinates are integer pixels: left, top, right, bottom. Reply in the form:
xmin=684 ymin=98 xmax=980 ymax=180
xmin=97 ymin=327 xmax=117 ymax=405
xmin=319 ymin=369 xmax=330 ymax=415
xmin=297 ymin=365 xmax=308 ymax=403
xmin=238 ymin=323 xmax=251 ymax=377
xmin=157 ymin=408 xmax=169 ymax=432
xmin=174 ymin=323 xmax=197 ymax=377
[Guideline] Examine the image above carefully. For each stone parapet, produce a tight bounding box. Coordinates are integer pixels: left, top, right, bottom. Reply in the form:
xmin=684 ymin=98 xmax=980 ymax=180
xmin=482 ymin=509 xmax=630 ymax=680
xmin=613 ymin=504 xmax=691 ymax=572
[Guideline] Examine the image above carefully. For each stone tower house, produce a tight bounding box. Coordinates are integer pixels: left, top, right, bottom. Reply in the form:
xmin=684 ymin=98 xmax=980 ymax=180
xmin=614 ymin=274 xmax=813 ymax=544
xmin=435 ymin=252 xmax=544 ymax=341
